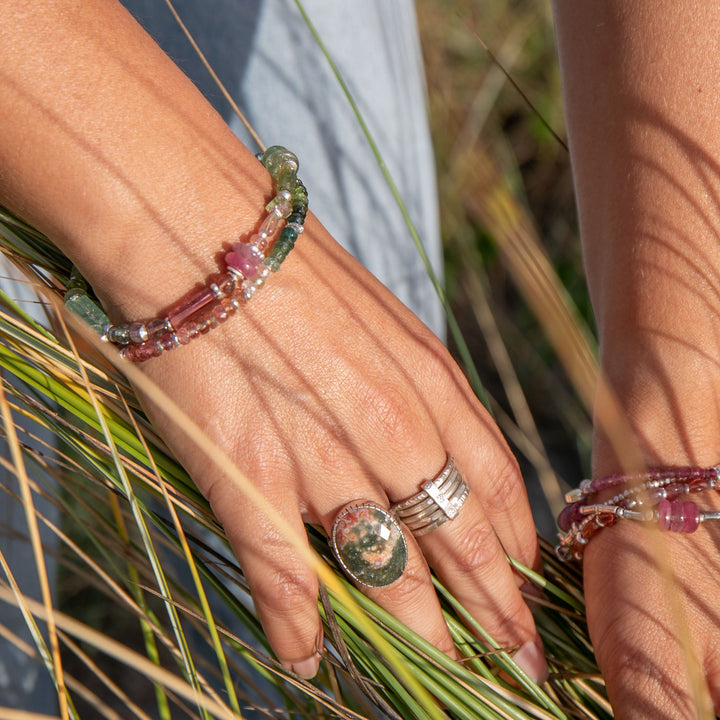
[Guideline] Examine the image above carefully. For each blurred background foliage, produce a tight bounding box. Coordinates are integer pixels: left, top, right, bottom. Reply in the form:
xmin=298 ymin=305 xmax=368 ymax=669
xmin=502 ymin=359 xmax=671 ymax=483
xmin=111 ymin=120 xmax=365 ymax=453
xmin=417 ymin=0 xmax=593 ymax=535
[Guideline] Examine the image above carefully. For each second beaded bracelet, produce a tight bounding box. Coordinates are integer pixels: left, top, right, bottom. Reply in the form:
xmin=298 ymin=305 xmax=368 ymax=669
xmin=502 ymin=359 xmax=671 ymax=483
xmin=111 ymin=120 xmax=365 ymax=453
xmin=96 ymin=145 xmax=307 ymax=362
xmin=555 ymin=464 xmax=720 ymax=561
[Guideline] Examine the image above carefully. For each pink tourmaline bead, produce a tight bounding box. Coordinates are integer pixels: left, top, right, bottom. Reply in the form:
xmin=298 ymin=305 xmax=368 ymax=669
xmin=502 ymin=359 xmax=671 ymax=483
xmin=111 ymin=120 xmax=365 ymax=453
xmin=680 ymin=501 xmax=700 ymax=532
xmin=215 ymin=273 xmax=236 ymax=296
xmin=657 ymin=499 xmax=672 ymax=531
xmin=166 ymin=287 xmax=216 ymax=330
xmin=657 ymin=499 xmax=700 ymax=533
xmin=146 ymin=318 xmax=170 ymax=339
xmin=159 ymin=333 xmax=179 ymax=352
xmin=212 ymin=300 xmax=235 ymax=322
xmin=175 ymin=322 xmax=199 ymax=345
xmin=592 ymin=475 xmax=626 ymax=492
xmin=197 ymin=317 xmax=217 ymax=334
xmin=225 ymin=243 xmax=263 ymax=278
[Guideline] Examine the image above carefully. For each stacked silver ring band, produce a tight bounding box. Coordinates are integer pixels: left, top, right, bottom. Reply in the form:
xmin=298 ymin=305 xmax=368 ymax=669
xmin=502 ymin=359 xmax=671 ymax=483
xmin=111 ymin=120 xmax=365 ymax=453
xmin=392 ymin=456 xmax=469 ymax=536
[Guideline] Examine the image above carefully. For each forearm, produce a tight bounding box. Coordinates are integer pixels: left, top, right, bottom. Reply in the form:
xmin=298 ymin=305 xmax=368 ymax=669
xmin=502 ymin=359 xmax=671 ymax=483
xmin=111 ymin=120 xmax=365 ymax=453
xmin=0 ymin=0 xmax=273 ymax=319
xmin=553 ymin=0 xmax=720 ymax=471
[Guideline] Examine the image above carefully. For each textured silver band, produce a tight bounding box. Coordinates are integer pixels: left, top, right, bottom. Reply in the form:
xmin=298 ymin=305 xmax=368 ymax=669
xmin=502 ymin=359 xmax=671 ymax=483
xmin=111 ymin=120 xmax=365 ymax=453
xmin=391 ymin=456 xmax=469 ymax=536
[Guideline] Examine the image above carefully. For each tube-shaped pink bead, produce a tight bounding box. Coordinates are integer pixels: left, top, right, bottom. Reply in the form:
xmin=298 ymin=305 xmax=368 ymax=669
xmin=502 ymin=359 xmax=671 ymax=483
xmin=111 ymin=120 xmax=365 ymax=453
xmin=166 ymin=287 xmax=216 ymax=330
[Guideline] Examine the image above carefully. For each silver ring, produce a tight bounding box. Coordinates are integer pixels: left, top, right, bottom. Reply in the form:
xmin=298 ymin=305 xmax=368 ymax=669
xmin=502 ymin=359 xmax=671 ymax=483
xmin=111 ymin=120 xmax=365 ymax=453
xmin=391 ymin=456 xmax=469 ymax=536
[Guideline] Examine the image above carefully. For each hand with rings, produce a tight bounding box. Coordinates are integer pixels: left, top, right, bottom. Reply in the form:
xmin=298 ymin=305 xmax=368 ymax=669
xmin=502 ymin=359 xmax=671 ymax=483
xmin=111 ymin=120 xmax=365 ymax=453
xmin=125 ymin=213 xmax=548 ymax=683
xmin=0 ymin=4 xmax=547 ymax=683
xmin=331 ymin=457 xmax=468 ymax=586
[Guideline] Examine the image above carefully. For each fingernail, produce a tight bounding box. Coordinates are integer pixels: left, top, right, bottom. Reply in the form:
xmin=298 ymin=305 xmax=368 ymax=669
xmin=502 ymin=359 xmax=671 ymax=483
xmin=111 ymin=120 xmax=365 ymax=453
xmin=290 ymin=654 xmax=321 ymax=679
xmin=513 ymin=638 xmax=548 ymax=684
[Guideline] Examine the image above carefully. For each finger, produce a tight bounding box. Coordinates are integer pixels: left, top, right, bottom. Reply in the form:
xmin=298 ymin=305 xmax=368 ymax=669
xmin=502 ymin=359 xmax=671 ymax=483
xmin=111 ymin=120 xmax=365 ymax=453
xmin=585 ymin=527 xmax=714 ymax=719
xmin=444 ymin=400 xmax=541 ymax=575
xmin=704 ymin=648 xmax=720 ymax=716
xmin=387 ymin=453 xmax=546 ymax=681
xmin=205 ymin=476 xmax=323 ymax=678
xmin=417 ymin=493 xmax=545 ymax=674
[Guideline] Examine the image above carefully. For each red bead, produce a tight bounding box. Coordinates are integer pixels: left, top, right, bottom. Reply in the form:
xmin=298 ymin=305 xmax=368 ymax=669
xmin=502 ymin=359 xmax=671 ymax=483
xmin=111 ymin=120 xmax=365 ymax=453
xmin=121 ymin=341 xmax=162 ymax=362
xmin=558 ymin=502 xmax=586 ymax=532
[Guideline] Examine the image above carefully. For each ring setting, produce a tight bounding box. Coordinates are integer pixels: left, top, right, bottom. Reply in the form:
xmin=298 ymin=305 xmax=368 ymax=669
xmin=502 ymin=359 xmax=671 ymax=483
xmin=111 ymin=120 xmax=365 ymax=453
xmin=391 ymin=456 xmax=469 ymax=536
xmin=330 ymin=501 xmax=408 ymax=587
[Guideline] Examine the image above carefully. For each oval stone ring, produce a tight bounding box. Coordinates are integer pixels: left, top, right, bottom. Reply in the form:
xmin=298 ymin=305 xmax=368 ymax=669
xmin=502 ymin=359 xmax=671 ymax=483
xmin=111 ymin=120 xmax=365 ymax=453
xmin=330 ymin=501 xmax=408 ymax=587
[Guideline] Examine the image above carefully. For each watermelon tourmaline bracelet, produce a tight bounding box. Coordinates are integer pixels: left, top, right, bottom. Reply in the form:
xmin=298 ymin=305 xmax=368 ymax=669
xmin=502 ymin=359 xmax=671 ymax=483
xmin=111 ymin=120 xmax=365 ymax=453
xmin=64 ymin=145 xmax=307 ymax=362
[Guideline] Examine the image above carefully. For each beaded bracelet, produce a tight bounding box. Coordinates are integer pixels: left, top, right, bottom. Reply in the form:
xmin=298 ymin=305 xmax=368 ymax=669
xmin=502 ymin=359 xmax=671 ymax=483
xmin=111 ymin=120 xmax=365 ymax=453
xmin=65 ymin=145 xmax=307 ymax=362
xmin=555 ymin=464 xmax=720 ymax=561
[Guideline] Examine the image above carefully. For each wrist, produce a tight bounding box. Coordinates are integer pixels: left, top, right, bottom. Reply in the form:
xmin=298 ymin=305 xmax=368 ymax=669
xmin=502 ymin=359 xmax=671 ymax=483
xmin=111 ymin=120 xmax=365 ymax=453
xmin=76 ymin=146 xmax=275 ymax=320
xmin=97 ymin=146 xmax=310 ymax=362
xmin=592 ymin=331 xmax=720 ymax=476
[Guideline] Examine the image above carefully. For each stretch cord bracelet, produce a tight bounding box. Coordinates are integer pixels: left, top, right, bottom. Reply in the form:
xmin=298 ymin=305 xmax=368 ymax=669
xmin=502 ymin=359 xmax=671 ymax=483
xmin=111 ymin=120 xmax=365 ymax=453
xmin=64 ymin=145 xmax=307 ymax=362
xmin=555 ymin=464 xmax=720 ymax=561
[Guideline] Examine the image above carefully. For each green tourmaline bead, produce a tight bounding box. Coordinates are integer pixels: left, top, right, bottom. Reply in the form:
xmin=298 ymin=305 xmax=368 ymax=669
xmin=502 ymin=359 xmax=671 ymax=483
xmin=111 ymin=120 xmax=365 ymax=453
xmin=64 ymin=290 xmax=110 ymax=334
xmin=264 ymin=257 xmax=282 ymax=272
xmin=66 ymin=266 xmax=90 ymax=292
xmin=287 ymin=212 xmax=305 ymax=226
xmin=279 ymin=226 xmax=299 ymax=244
xmin=272 ymin=236 xmax=295 ymax=253
xmin=276 ymin=163 xmax=298 ymax=193
xmin=261 ymin=145 xmax=298 ymax=180
xmin=292 ymin=193 xmax=308 ymax=213
xmin=267 ymin=242 xmax=293 ymax=267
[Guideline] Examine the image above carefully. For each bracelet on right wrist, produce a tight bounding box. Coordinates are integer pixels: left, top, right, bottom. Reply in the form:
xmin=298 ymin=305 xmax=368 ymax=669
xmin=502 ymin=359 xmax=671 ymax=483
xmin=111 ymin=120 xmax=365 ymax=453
xmin=555 ymin=464 xmax=720 ymax=561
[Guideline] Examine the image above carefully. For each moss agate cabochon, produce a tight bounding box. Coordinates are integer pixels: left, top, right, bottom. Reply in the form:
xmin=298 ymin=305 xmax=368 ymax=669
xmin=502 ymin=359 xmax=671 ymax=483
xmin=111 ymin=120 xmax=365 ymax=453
xmin=331 ymin=503 xmax=407 ymax=587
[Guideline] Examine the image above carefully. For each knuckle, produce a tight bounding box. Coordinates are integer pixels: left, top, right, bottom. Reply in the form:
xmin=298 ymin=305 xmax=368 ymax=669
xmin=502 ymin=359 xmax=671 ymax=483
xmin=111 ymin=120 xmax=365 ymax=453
xmin=451 ymin=521 xmax=505 ymax=578
xmin=486 ymin=596 xmax=532 ymax=647
xmin=387 ymin=559 xmax=432 ymax=603
xmin=258 ymin=564 xmax=318 ymax=612
xmin=361 ymin=382 xmax=425 ymax=453
xmin=482 ymin=458 xmax=527 ymax=516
